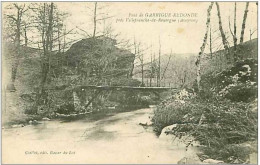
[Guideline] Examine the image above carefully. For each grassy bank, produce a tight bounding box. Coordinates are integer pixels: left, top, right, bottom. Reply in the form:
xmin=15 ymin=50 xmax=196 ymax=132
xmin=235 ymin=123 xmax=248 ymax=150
xmin=152 ymin=58 xmax=257 ymax=163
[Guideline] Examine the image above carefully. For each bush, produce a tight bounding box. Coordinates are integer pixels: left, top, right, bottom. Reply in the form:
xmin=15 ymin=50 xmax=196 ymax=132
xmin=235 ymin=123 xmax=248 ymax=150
xmin=153 ymin=101 xmax=188 ymax=135
xmin=153 ymin=58 xmax=258 ymax=163
xmin=153 ymin=95 xmax=257 ymax=163
xmin=152 ymin=89 xmax=196 ymax=135
xmin=222 ymin=82 xmax=257 ymax=102
xmin=198 ymin=58 xmax=257 ymax=102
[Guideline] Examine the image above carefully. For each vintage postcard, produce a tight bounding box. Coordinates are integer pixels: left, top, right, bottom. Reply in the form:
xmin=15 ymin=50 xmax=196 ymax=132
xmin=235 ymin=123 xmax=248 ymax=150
xmin=1 ymin=1 xmax=258 ymax=164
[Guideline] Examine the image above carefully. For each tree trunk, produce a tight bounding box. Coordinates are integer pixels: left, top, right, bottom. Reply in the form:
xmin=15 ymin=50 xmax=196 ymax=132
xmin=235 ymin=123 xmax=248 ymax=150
xmin=141 ymin=57 xmax=144 ymax=86
xmin=216 ymin=2 xmax=230 ymax=60
xmin=138 ymin=46 xmax=144 ymax=86
xmin=93 ymin=2 xmax=97 ymax=38
xmin=10 ymin=6 xmax=22 ymax=90
xmin=233 ymin=2 xmax=238 ymax=61
xmin=129 ymin=37 xmax=136 ymax=78
xmin=209 ymin=25 xmax=213 ymax=59
xmin=24 ymin=24 xmax=28 ymax=47
xmin=240 ymin=2 xmax=249 ymax=44
xmin=158 ymin=37 xmax=161 ymax=87
xmin=195 ymin=2 xmax=214 ymax=91
xmin=250 ymin=29 xmax=252 ymax=40
xmin=150 ymin=50 xmax=152 ymax=87
xmin=58 ymin=26 xmax=61 ymax=53
xmin=161 ymin=52 xmax=172 ymax=81
xmin=35 ymin=3 xmax=54 ymax=113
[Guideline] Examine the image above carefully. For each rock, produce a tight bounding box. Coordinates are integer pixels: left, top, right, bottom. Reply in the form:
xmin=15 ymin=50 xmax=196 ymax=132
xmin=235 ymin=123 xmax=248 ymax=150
xmin=232 ymin=159 xmax=242 ymax=164
xmin=203 ymin=159 xmax=224 ymax=164
xmin=12 ymin=124 xmax=24 ymax=128
xmin=42 ymin=117 xmax=51 ymax=121
xmin=159 ymin=124 xmax=180 ymax=143
xmin=159 ymin=124 xmax=177 ymax=137
xmin=29 ymin=120 xmax=41 ymax=125
xmin=239 ymin=141 xmax=257 ymax=153
xmin=139 ymin=120 xmax=153 ymax=127
xmin=177 ymin=155 xmax=202 ymax=164
xmin=108 ymin=106 xmax=116 ymax=110
xmin=249 ymin=152 xmax=257 ymax=164
xmin=199 ymin=154 xmax=210 ymax=161
xmin=137 ymin=112 xmax=153 ymax=128
xmin=33 ymin=120 xmax=40 ymax=124
xmin=6 ymin=83 xmax=16 ymax=92
xmin=159 ymin=124 xmax=200 ymax=146
xmin=139 ymin=123 xmax=147 ymax=126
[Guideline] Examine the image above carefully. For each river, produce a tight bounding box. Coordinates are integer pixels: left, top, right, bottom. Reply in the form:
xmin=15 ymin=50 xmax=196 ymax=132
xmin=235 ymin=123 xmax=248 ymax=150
xmin=2 ymin=108 xmax=189 ymax=164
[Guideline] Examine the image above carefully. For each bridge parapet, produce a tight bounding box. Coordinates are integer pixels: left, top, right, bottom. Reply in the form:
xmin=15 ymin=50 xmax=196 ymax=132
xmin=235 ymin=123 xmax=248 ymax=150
xmin=45 ymin=85 xmax=177 ymax=92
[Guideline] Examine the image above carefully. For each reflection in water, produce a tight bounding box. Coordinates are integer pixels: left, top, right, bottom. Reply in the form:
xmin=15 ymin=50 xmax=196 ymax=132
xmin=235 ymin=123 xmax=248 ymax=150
xmin=2 ymin=108 xmax=188 ymax=164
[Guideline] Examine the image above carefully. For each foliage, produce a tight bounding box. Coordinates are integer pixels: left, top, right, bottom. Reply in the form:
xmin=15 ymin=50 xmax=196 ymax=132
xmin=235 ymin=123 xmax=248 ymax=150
xmin=196 ymin=58 xmax=257 ymax=102
xmin=153 ymin=58 xmax=258 ymax=163
xmin=153 ymin=94 xmax=257 ymax=163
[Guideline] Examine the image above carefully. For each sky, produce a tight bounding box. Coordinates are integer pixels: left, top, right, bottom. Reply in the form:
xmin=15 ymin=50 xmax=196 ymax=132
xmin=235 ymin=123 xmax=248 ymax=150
xmin=59 ymin=2 xmax=258 ymax=60
xmin=2 ymin=2 xmax=258 ymax=62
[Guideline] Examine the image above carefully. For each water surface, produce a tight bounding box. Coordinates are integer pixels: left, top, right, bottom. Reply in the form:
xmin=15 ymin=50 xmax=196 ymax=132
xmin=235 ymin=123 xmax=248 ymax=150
xmin=2 ymin=108 xmax=188 ymax=164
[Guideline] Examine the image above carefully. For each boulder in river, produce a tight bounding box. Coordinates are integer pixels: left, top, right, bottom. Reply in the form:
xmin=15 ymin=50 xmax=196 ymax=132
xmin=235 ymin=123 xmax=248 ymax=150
xmin=159 ymin=124 xmax=200 ymax=146
xmin=11 ymin=124 xmax=24 ymax=128
xmin=177 ymin=155 xmax=202 ymax=164
xmin=203 ymin=159 xmax=224 ymax=164
xmin=159 ymin=124 xmax=178 ymax=139
xmin=42 ymin=117 xmax=51 ymax=121
xmin=139 ymin=119 xmax=153 ymax=127
xmin=29 ymin=120 xmax=41 ymax=125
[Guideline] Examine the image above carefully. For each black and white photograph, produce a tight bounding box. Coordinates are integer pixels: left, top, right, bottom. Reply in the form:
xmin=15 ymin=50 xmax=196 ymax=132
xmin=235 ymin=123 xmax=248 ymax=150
xmin=1 ymin=1 xmax=258 ymax=164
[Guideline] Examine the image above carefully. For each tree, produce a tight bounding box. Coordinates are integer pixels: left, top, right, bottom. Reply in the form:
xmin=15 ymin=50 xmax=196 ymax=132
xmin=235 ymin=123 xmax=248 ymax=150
xmin=229 ymin=2 xmax=238 ymax=61
xmin=240 ymin=2 xmax=250 ymax=44
xmin=134 ymin=41 xmax=145 ymax=86
xmin=4 ymin=3 xmax=28 ymax=90
xmin=209 ymin=24 xmax=213 ymax=59
xmin=36 ymin=2 xmax=54 ymax=110
xmin=195 ymin=2 xmax=214 ymax=91
xmin=250 ymin=28 xmax=257 ymax=40
xmin=23 ymin=23 xmax=28 ymax=46
xmin=129 ymin=36 xmax=137 ymax=78
xmin=157 ymin=36 xmax=161 ymax=87
xmin=149 ymin=44 xmax=154 ymax=87
xmin=161 ymin=50 xmax=172 ymax=82
xmin=233 ymin=2 xmax=237 ymax=60
xmin=216 ymin=2 xmax=230 ymax=60
xmin=138 ymin=44 xmax=144 ymax=86
xmin=207 ymin=25 xmax=222 ymax=59
xmin=80 ymin=2 xmax=114 ymax=39
xmin=93 ymin=2 xmax=97 ymax=38
xmin=30 ymin=2 xmax=66 ymax=113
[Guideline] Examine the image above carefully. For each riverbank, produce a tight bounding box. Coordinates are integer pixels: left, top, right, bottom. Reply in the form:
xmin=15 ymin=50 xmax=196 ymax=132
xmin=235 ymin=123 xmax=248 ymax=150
xmin=152 ymin=59 xmax=258 ymax=164
xmin=2 ymin=88 xmax=151 ymax=128
xmin=2 ymin=102 xmax=151 ymax=129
